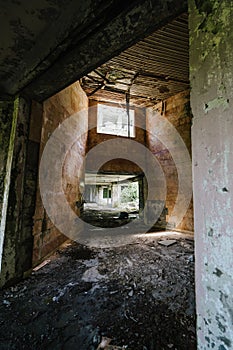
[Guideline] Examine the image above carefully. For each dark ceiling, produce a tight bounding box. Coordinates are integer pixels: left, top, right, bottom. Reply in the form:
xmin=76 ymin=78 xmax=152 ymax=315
xmin=80 ymin=13 xmax=189 ymax=107
xmin=0 ymin=0 xmax=188 ymax=102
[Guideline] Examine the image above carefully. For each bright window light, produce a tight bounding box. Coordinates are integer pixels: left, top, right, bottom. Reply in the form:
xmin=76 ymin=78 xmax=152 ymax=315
xmin=97 ymin=104 xmax=135 ymax=137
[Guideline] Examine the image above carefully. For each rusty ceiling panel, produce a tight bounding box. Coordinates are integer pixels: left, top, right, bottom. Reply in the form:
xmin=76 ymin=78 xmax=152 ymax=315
xmin=80 ymin=13 xmax=189 ymax=107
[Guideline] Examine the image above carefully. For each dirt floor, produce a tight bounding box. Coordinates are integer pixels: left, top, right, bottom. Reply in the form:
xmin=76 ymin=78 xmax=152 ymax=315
xmin=0 ymin=231 xmax=196 ymax=350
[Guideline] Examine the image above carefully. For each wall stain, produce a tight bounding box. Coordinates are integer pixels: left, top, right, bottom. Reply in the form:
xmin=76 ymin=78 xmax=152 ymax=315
xmin=218 ymin=336 xmax=231 ymax=347
xmin=208 ymin=227 xmax=213 ymax=237
xmin=222 ymin=187 xmax=228 ymax=192
xmin=213 ymin=268 xmax=223 ymax=277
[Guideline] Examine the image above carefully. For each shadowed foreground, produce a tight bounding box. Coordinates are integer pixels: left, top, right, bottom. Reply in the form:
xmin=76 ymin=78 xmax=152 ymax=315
xmin=0 ymin=233 xmax=196 ymax=350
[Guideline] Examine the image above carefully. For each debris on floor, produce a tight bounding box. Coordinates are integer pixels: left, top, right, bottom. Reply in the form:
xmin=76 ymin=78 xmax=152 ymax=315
xmin=0 ymin=233 xmax=196 ymax=350
xmin=96 ymin=336 xmax=126 ymax=349
xmin=158 ymin=239 xmax=177 ymax=247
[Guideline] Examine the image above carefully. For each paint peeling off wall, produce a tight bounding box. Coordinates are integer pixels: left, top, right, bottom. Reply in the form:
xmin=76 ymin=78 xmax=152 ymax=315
xmin=190 ymin=0 xmax=233 ymax=348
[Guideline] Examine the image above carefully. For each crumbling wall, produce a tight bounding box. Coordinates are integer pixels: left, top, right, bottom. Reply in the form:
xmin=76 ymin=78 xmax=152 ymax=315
xmin=146 ymin=90 xmax=193 ymax=231
xmin=33 ymin=82 xmax=88 ymax=265
xmin=190 ymin=0 xmax=233 ymax=349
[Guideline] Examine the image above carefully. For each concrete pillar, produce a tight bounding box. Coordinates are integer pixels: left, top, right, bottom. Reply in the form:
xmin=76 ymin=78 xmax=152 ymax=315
xmin=0 ymin=98 xmax=17 ymax=279
xmin=0 ymin=97 xmax=40 ymax=287
xmin=138 ymin=177 xmax=145 ymax=218
xmin=112 ymin=183 xmax=120 ymax=208
xmin=189 ymin=1 xmax=233 ymax=349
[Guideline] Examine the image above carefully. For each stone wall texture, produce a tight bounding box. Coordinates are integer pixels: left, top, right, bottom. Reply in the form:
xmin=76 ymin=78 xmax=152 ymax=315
xmin=32 ymin=82 xmax=88 ymax=265
xmin=146 ymin=90 xmax=193 ymax=231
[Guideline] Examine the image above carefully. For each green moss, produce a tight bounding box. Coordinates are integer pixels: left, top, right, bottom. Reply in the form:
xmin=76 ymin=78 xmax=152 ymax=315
xmin=195 ymin=0 xmax=214 ymax=15
xmin=189 ymin=0 xmax=233 ymax=85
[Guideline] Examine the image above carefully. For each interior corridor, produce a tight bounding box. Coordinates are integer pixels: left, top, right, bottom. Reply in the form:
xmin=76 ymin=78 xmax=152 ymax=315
xmin=0 ymin=1 xmax=233 ymax=349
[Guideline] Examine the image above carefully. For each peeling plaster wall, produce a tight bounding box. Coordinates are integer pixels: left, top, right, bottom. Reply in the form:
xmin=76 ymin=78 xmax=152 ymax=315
xmin=146 ymin=90 xmax=193 ymax=231
xmin=32 ymin=82 xmax=88 ymax=266
xmin=189 ymin=0 xmax=233 ymax=348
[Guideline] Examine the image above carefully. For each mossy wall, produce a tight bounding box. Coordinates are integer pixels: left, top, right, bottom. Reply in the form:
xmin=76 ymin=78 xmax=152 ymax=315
xmin=0 ymin=99 xmax=17 ymax=280
xmin=0 ymin=97 xmax=42 ymax=287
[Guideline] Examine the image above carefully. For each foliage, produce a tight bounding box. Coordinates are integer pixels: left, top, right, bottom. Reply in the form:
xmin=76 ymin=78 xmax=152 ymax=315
xmin=120 ymin=183 xmax=138 ymax=203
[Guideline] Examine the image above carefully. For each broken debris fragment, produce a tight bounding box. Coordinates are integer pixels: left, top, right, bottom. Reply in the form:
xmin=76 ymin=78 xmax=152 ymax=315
xmin=158 ymin=239 xmax=177 ymax=247
xmin=97 ymin=336 xmax=112 ymax=349
xmin=97 ymin=336 xmax=127 ymax=349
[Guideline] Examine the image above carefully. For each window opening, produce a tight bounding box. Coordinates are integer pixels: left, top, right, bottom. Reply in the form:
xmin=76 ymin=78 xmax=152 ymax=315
xmin=97 ymin=104 xmax=135 ymax=137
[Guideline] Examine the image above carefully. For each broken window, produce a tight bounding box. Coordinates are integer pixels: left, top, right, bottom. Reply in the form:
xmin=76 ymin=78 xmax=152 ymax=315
xmin=97 ymin=104 xmax=135 ymax=137
xmin=103 ymin=187 xmax=111 ymax=198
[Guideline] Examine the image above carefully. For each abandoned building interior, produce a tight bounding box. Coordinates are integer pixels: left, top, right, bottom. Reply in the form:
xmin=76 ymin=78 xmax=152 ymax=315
xmin=0 ymin=0 xmax=232 ymax=349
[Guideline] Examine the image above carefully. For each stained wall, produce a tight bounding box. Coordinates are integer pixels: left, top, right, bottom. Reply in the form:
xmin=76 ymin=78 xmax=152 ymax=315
xmin=0 ymin=97 xmax=41 ymax=287
xmin=146 ymin=90 xmax=193 ymax=231
xmin=190 ymin=0 xmax=233 ymax=348
xmin=32 ymin=82 xmax=88 ymax=265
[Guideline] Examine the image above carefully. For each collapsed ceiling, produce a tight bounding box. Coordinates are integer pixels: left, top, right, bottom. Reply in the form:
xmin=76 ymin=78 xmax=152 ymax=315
xmin=80 ymin=13 xmax=189 ymax=107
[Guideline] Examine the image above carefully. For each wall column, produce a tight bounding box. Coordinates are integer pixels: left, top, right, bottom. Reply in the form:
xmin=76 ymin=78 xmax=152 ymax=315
xmin=189 ymin=1 xmax=233 ymax=348
xmin=0 ymin=98 xmax=18 ymax=281
xmin=0 ymin=97 xmax=41 ymax=287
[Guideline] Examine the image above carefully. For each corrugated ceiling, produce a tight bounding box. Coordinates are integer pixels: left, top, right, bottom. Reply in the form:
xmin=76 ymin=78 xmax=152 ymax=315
xmin=80 ymin=13 xmax=189 ymax=107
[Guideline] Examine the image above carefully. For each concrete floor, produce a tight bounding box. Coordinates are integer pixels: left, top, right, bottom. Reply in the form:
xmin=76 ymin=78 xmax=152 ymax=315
xmin=0 ymin=231 xmax=196 ymax=350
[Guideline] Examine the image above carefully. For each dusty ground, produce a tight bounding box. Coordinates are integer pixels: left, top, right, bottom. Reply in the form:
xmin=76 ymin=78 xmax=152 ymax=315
xmin=0 ymin=231 xmax=196 ymax=350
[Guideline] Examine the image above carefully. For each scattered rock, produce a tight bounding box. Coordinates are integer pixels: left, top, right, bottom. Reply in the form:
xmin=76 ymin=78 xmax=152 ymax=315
xmin=128 ymin=290 xmax=134 ymax=297
xmin=2 ymin=300 xmax=11 ymax=307
xmin=82 ymin=266 xmax=105 ymax=282
xmin=158 ymin=240 xmax=177 ymax=247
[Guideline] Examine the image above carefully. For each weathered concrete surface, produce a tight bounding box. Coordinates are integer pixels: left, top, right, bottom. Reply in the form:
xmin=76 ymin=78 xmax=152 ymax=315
xmin=190 ymin=0 xmax=233 ymax=348
xmin=33 ymin=82 xmax=88 ymax=266
xmin=21 ymin=0 xmax=187 ymax=101
xmin=147 ymin=90 xmax=193 ymax=231
xmin=0 ymin=99 xmax=17 ymax=278
xmin=1 ymin=1 xmax=135 ymax=97
xmin=0 ymin=97 xmax=40 ymax=287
